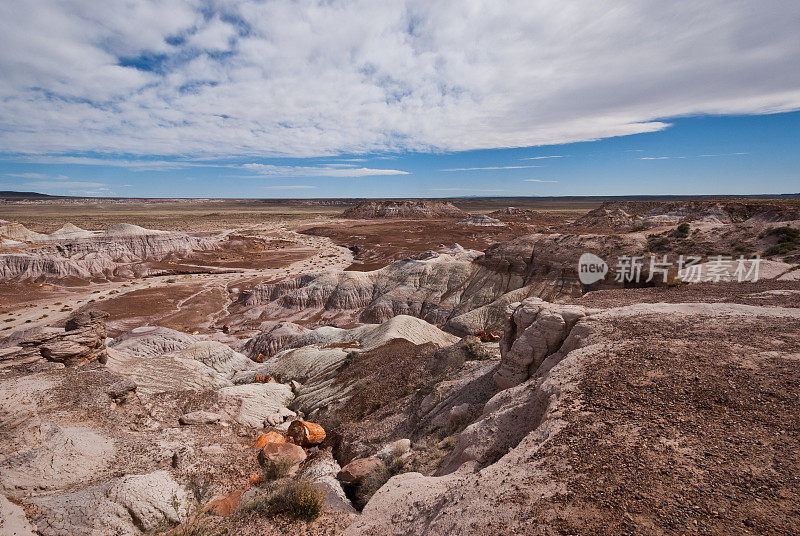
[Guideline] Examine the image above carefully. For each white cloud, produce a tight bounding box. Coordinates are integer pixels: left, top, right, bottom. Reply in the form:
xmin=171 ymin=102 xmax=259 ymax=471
xmin=0 ymin=1 xmax=798 ymax=158
xmin=697 ymin=152 xmax=749 ymax=157
xmin=27 ymin=180 xmax=106 ymax=189
xmin=442 ymin=165 xmax=542 ymax=172
xmin=242 ymin=164 xmax=408 ymax=177
xmin=521 ymin=155 xmax=568 ymax=160
xmin=262 ymin=185 xmax=318 ymax=190
xmin=523 ymin=179 xmax=559 ymax=183
xmin=6 ymin=172 xmax=47 ymax=179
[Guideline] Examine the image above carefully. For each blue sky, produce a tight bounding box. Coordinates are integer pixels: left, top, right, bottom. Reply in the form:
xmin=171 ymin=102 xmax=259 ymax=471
xmin=1 ymin=112 xmax=797 ymax=198
xmin=1 ymin=1 xmax=798 ymax=198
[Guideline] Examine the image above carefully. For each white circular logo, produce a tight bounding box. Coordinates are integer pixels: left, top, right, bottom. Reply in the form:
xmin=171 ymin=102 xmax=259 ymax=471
xmin=578 ymin=253 xmax=608 ymax=285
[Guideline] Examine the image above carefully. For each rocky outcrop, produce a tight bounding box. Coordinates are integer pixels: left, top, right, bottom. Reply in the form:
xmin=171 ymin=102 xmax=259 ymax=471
xmin=0 ymin=222 xmax=218 ymax=281
xmin=457 ymin=214 xmax=505 ymax=227
xmin=342 ymin=200 xmax=466 ymax=219
xmin=348 ymin=302 xmax=800 ymax=535
xmin=572 ymin=200 xmax=800 ymax=231
xmin=5 ymin=311 xmax=109 ymax=366
xmin=297 ymin=450 xmax=357 ymax=513
xmin=166 ymin=341 xmax=253 ymax=379
xmin=241 ymin=315 xmax=459 ymax=360
xmin=237 ymin=230 xmax=649 ymax=330
xmin=494 ymin=298 xmax=589 ymax=389
xmin=239 ymin=248 xmax=521 ymax=327
xmin=218 ymin=383 xmax=295 ymax=428
xmin=32 ymin=470 xmax=190 ymax=536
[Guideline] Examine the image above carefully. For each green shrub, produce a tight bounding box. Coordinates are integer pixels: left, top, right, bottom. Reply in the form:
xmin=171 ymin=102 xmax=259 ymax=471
xmin=674 ymin=223 xmax=690 ymax=238
xmin=764 ymin=242 xmax=796 ymax=256
xmin=262 ymin=455 xmax=299 ymax=481
xmin=243 ymin=479 xmax=324 ymax=522
xmin=766 ymin=226 xmax=800 ymax=243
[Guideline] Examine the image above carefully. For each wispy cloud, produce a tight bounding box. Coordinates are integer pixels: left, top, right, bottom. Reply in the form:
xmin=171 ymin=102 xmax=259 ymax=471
xmin=521 ymin=155 xmax=568 ymax=160
xmin=6 ymin=172 xmax=48 ymax=179
xmin=697 ymin=152 xmax=749 ymax=157
xmin=640 ymin=152 xmax=748 ymax=160
xmin=27 ymin=180 xmax=106 ymax=189
xmin=524 ymin=179 xmax=559 ymax=183
xmin=242 ymin=164 xmax=408 ymax=177
xmin=428 ymin=188 xmax=506 ymax=192
xmin=441 ymin=165 xmax=542 ymax=172
xmin=12 ymin=156 xmax=216 ymax=171
xmin=262 ymin=185 xmax=318 ymax=190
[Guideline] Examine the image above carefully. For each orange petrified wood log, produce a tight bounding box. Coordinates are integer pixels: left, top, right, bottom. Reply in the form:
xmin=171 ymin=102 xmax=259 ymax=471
xmin=253 ymin=430 xmax=286 ymax=448
xmin=287 ymin=420 xmax=326 ymax=447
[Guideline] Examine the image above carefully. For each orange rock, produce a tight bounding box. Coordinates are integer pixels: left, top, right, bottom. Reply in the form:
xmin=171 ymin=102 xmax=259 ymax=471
xmin=287 ymin=420 xmax=326 ymax=447
xmin=248 ymin=472 xmax=261 ymax=485
xmin=253 ymin=374 xmax=275 ymax=383
xmin=254 ymin=431 xmax=286 ymax=448
xmin=205 ymin=488 xmax=245 ymax=517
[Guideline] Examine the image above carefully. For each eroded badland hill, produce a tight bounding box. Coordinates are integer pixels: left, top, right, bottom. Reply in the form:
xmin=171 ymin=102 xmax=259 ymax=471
xmin=1 ymin=197 xmax=799 ymax=535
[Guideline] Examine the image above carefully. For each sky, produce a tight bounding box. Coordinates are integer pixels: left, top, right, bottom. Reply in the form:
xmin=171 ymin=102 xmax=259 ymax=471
xmin=0 ymin=0 xmax=798 ymax=198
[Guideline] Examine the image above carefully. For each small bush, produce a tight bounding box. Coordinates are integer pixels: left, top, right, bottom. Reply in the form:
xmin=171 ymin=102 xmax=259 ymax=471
xmin=354 ymin=464 xmax=391 ymax=510
xmin=186 ymin=473 xmax=215 ymax=505
xmin=674 ymin=223 xmax=690 ymax=238
xmin=262 ymin=455 xmax=298 ymax=481
xmin=628 ymin=224 xmax=648 ymax=233
xmin=243 ymin=479 xmax=324 ymax=522
xmin=647 ymin=236 xmax=670 ymax=252
xmin=766 ymin=226 xmax=800 ymax=243
xmin=764 ymin=242 xmax=796 ymax=256
xmin=166 ymin=515 xmax=229 ymax=536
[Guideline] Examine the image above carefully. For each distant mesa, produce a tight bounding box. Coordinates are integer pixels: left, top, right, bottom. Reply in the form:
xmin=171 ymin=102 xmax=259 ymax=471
xmin=488 ymin=207 xmax=540 ymax=221
xmin=341 ymin=200 xmax=466 ymax=219
xmin=0 ymin=190 xmax=55 ymax=198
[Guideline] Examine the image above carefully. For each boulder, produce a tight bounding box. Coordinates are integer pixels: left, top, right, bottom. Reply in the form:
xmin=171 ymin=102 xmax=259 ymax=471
xmin=218 ymin=383 xmax=294 ymax=428
xmin=11 ymin=311 xmax=109 ymax=366
xmin=287 ymin=420 xmax=326 ymax=447
xmin=104 ymin=377 xmax=137 ymax=402
xmin=253 ymin=431 xmax=286 ymax=448
xmin=257 ymin=442 xmax=307 ymax=475
xmin=105 ymin=471 xmax=190 ymax=532
xmin=205 ymin=488 xmax=246 ymax=517
xmin=297 ymin=450 xmax=357 ymax=513
xmin=337 ymin=457 xmax=385 ymax=486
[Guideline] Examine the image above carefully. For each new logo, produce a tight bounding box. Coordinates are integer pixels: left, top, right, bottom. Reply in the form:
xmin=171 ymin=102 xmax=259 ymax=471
xmin=578 ymin=253 xmax=608 ymax=285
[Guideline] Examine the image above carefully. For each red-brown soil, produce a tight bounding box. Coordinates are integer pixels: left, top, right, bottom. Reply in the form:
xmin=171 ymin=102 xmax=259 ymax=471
xmin=301 ymin=220 xmax=537 ymax=271
xmin=571 ymin=279 xmax=800 ymax=309
xmin=182 ymin=236 xmax=316 ymax=270
xmin=528 ymin=314 xmax=800 ymax=536
xmin=78 ymin=284 xmax=225 ymax=336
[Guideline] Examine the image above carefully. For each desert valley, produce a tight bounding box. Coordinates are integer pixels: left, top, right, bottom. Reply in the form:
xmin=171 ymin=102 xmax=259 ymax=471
xmin=0 ymin=195 xmax=798 ymax=535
